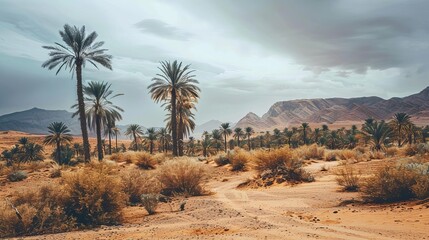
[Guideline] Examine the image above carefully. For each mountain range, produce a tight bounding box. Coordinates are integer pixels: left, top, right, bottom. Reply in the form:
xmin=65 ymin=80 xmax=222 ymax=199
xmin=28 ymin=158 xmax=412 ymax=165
xmin=235 ymin=86 xmax=429 ymax=131
xmin=1 ymin=87 xmax=429 ymax=136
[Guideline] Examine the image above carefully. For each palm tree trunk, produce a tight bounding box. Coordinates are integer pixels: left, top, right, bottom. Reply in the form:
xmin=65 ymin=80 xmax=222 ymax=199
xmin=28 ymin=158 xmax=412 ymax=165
xmin=108 ymin=131 xmax=112 ymax=155
xmin=96 ymin=114 xmax=103 ymax=161
xmin=76 ymin=63 xmax=91 ymax=162
xmin=237 ymin=136 xmax=240 ymax=147
xmin=248 ymin=136 xmax=251 ymax=151
xmin=171 ymin=90 xmax=178 ymax=156
xmin=133 ymin=132 xmax=137 ymax=151
xmin=178 ymin=117 xmax=184 ymax=156
xmin=56 ymin=140 xmax=61 ymax=165
xmin=115 ymin=133 xmax=118 ymax=150
xmin=150 ymin=141 xmax=153 ymax=154
xmin=224 ymin=134 xmax=227 ymax=153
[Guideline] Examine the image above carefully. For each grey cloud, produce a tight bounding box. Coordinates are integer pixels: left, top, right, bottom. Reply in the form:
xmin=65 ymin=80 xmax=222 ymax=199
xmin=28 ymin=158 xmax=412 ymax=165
xmin=135 ymin=19 xmax=192 ymax=40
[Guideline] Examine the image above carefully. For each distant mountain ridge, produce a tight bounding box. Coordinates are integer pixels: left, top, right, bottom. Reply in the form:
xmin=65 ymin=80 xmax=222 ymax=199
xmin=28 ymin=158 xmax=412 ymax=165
xmin=235 ymin=86 xmax=429 ymax=130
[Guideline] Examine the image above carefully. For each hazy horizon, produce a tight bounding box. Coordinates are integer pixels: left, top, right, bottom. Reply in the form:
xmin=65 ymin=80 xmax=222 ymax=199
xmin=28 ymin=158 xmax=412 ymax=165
xmin=1 ymin=0 xmax=429 ymax=126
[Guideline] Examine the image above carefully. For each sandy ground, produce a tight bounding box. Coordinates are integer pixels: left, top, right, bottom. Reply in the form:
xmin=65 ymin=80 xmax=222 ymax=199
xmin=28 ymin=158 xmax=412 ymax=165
xmin=0 ymin=159 xmax=425 ymax=240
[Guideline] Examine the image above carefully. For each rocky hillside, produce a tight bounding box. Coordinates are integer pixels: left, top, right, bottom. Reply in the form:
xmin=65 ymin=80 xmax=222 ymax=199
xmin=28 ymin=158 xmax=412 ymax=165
xmin=236 ymin=87 xmax=429 ymax=130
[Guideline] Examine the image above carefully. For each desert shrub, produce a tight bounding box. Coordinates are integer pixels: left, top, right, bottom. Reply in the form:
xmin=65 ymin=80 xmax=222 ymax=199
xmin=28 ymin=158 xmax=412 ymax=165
xmin=110 ymin=152 xmax=133 ymax=164
xmin=0 ymin=162 xmax=10 ymax=176
xmin=297 ymin=144 xmax=325 ymax=160
xmin=157 ymin=158 xmax=207 ymax=196
xmin=140 ymin=194 xmax=159 ymax=215
xmin=7 ymin=171 xmax=27 ymax=182
xmin=254 ymin=147 xmax=294 ymax=172
xmin=336 ymin=165 xmax=361 ymax=191
xmin=120 ymin=169 xmax=160 ymax=204
xmin=61 ymin=168 xmax=126 ymax=226
xmin=152 ymin=153 xmax=167 ymax=164
xmin=338 ymin=149 xmax=357 ymax=160
xmin=416 ymin=143 xmax=429 ymax=155
xmin=404 ymin=145 xmax=418 ymax=156
xmin=49 ymin=167 xmax=61 ymax=178
xmin=134 ymin=152 xmax=157 ymax=169
xmin=0 ymin=186 xmax=73 ymax=238
xmin=369 ymin=151 xmax=385 ymax=160
xmin=231 ymin=149 xmax=253 ymax=171
xmin=254 ymin=147 xmax=313 ymax=183
xmin=361 ymin=163 xmax=429 ymax=202
xmin=354 ymin=146 xmax=366 ymax=154
xmin=325 ymin=151 xmax=338 ymax=161
xmin=213 ymin=153 xmax=231 ymax=166
xmin=385 ymin=147 xmax=399 ymax=157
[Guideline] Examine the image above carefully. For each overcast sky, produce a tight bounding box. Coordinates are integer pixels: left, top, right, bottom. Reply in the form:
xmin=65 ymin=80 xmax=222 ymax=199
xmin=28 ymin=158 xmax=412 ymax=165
xmin=1 ymin=0 xmax=429 ymax=126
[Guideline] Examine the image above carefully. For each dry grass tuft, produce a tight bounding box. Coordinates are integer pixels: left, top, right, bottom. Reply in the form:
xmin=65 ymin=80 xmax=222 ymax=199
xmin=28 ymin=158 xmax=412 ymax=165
xmin=230 ymin=149 xmax=253 ymax=171
xmin=211 ymin=152 xmax=231 ymax=166
xmin=335 ymin=165 xmax=361 ymax=191
xmin=296 ymin=144 xmax=325 ymax=160
xmin=133 ymin=152 xmax=157 ymax=170
xmin=157 ymin=158 xmax=207 ymax=196
xmin=254 ymin=147 xmax=294 ymax=173
xmin=120 ymin=169 xmax=160 ymax=204
xmin=361 ymin=163 xmax=429 ymax=202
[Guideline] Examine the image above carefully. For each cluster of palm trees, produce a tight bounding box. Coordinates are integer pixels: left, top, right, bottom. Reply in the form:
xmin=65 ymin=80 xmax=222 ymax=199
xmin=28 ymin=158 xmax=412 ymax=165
xmin=1 ymin=137 xmax=44 ymax=167
xmin=42 ymin=24 xmax=201 ymax=160
xmin=123 ymin=125 xmax=171 ymax=154
xmin=205 ymin=113 xmax=427 ymax=153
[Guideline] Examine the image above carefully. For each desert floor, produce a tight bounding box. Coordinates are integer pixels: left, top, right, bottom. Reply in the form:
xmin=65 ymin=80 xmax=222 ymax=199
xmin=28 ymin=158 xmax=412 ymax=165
xmin=1 ymin=132 xmax=428 ymax=240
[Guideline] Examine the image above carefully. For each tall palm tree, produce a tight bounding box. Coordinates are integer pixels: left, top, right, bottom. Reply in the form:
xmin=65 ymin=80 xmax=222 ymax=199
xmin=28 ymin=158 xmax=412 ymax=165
xmin=157 ymin=127 xmax=170 ymax=153
xmin=220 ymin=123 xmax=232 ymax=152
xmin=125 ymin=124 xmax=144 ymax=151
xmin=390 ymin=112 xmax=411 ymax=147
xmin=74 ymin=81 xmax=123 ymax=160
xmin=211 ymin=129 xmax=223 ymax=153
xmin=145 ymin=128 xmax=157 ymax=154
xmin=233 ymin=127 xmax=244 ymax=148
xmin=113 ymin=126 xmax=121 ymax=150
xmin=148 ymin=60 xmax=200 ymax=156
xmin=362 ymin=120 xmax=393 ymax=151
xmin=245 ymin=127 xmax=254 ymax=150
xmin=43 ymin=122 xmax=73 ymax=165
xmin=42 ymin=25 xmax=112 ymax=162
xmin=301 ymin=123 xmax=310 ymax=145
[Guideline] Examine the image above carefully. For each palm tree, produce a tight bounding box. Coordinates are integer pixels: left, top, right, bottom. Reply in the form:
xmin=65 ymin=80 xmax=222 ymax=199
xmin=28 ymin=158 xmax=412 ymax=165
xmin=301 ymin=123 xmax=310 ymax=145
xmin=20 ymin=143 xmax=44 ymax=164
xmin=211 ymin=129 xmax=223 ymax=152
xmin=125 ymin=124 xmax=144 ymax=151
xmin=75 ymin=81 xmax=123 ymax=160
xmin=220 ymin=123 xmax=232 ymax=152
xmin=73 ymin=143 xmax=82 ymax=157
xmin=362 ymin=120 xmax=393 ymax=151
xmin=157 ymin=127 xmax=170 ymax=153
xmin=314 ymin=128 xmax=321 ymax=144
xmin=390 ymin=112 xmax=411 ymax=147
xmin=104 ymin=117 xmax=116 ymax=155
xmin=148 ymin=60 xmax=200 ymax=156
xmin=113 ymin=126 xmax=121 ymax=151
xmin=245 ymin=127 xmax=254 ymax=150
xmin=43 ymin=122 xmax=73 ymax=165
xmin=285 ymin=130 xmax=293 ymax=147
xmin=233 ymin=128 xmax=244 ymax=147
xmin=273 ymin=128 xmax=282 ymax=147
xmin=145 ymin=128 xmax=157 ymax=154
xmin=42 ymin=25 xmax=112 ymax=162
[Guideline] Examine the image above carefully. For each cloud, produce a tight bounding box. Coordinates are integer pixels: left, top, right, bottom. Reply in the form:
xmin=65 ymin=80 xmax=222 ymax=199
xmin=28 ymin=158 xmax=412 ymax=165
xmin=135 ymin=19 xmax=192 ymax=40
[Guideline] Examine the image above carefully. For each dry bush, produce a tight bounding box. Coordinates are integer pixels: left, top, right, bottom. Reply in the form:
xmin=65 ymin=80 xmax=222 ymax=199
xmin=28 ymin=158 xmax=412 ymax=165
xmin=354 ymin=146 xmax=366 ymax=154
xmin=338 ymin=149 xmax=357 ymax=161
xmin=110 ymin=152 xmax=133 ymax=163
xmin=23 ymin=161 xmax=49 ymax=173
xmin=61 ymin=168 xmax=126 ymax=226
xmin=361 ymin=163 xmax=429 ymax=202
xmin=253 ymin=147 xmax=313 ymax=184
xmin=231 ymin=149 xmax=253 ymax=171
xmin=385 ymin=147 xmax=399 ymax=158
xmin=369 ymin=151 xmax=385 ymax=160
xmin=157 ymin=158 xmax=207 ymax=196
xmin=140 ymin=194 xmax=159 ymax=215
xmin=0 ymin=185 xmax=73 ymax=238
xmin=152 ymin=153 xmax=167 ymax=164
xmin=404 ymin=145 xmax=418 ymax=156
xmin=49 ymin=167 xmax=61 ymax=178
xmin=336 ymin=165 xmax=361 ymax=191
xmin=0 ymin=162 xmax=11 ymax=176
xmin=212 ymin=153 xmax=231 ymax=166
xmin=296 ymin=144 xmax=325 ymax=160
xmin=254 ymin=147 xmax=294 ymax=172
xmin=120 ymin=169 xmax=160 ymax=204
xmin=325 ymin=151 xmax=338 ymax=161
xmin=7 ymin=171 xmax=27 ymax=182
xmin=134 ymin=152 xmax=157 ymax=169
xmin=416 ymin=143 xmax=429 ymax=155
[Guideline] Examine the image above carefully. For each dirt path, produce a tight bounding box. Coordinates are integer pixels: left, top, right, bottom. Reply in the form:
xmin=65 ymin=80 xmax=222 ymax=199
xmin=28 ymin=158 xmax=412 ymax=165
xmin=19 ymin=161 xmax=429 ymax=240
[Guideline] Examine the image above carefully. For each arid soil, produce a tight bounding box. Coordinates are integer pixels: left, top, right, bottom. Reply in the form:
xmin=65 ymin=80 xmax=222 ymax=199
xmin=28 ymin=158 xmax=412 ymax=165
xmin=1 ymin=132 xmax=428 ymax=240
